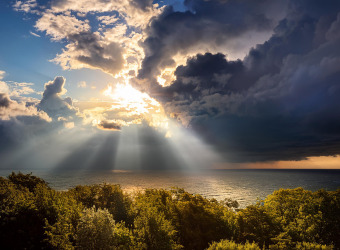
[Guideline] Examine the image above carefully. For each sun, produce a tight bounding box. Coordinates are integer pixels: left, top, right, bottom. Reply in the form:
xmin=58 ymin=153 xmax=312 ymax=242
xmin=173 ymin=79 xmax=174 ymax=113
xmin=103 ymin=82 xmax=169 ymax=129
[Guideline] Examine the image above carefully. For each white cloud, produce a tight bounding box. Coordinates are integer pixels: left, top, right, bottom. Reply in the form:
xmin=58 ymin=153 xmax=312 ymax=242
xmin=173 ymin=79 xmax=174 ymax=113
xmin=29 ymin=31 xmax=40 ymax=37
xmin=13 ymin=0 xmax=37 ymax=13
xmin=35 ymin=13 xmax=90 ymax=41
xmin=7 ymin=82 xmax=36 ymax=97
xmin=0 ymin=93 xmax=51 ymax=122
xmin=77 ymin=81 xmax=87 ymax=88
xmin=97 ymin=15 xmax=119 ymax=26
xmin=0 ymin=70 xmax=5 ymax=80
xmin=38 ymin=76 xmax=79 ymax=120
xmin=0 ymin=82 xmax=9 ymax=94
xmin=49 ymin=0 xmax=161 ymax=28
xmin=0 ymin=70 xmax=9 ymax=94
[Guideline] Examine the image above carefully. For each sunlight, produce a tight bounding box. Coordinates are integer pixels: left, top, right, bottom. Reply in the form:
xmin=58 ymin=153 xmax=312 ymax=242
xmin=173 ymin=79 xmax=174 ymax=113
xmin=102 ymin=82 xmax=169 ymax=130
xmin=157 ymin=68 xmax=177 ymax=87
xmin=163 ymin=121 xmax=223 ymax=170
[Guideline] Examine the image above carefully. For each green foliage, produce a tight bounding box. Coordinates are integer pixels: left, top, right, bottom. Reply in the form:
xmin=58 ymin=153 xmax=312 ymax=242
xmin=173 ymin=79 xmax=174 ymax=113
xmin=170 ymin=188 xmax=238 ymax=250
xmin=75 ymin=207 xmax=134 ymax=250
xmin=0 ymin=173 xmax=339 ymax=250
xmin=207 ymin=239 xmax=260 ymax=250
xmin=133 ymin=188 xmax=238 ymax=250
xmin=35 ymin=184 xmax=83 ymax=249
xmin=237 ymin=205 xmax=279 ymax=246
xmin=69 ymin=183 xmax=133 ymax=226
xmin=268 ymin=241 xmax=333 ymax=249
xmin=8 ymin=171 xmax=49 ymax=192
xmin=264 ymin=188 xmax=340 ymax=247
xmin=0 ymin=176 xmax=41 ymax=249
xmin=295 ymin=241 xmax=333 ymax=250
xmin=220 ymin=198 xmax=239 ymax=209
xmin=0 ymin=174 xmax=82 ymax=249
xmin=133 ymin=206 xmax=182 ymax=250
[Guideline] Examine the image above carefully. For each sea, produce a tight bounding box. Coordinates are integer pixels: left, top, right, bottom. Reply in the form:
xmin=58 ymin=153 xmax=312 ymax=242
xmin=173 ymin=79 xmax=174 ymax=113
xmin=1 ymin=169 xmax=339 ymax=208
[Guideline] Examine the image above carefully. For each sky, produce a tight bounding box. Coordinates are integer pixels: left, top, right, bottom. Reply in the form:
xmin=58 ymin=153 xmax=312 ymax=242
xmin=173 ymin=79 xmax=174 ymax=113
xmin=1 ymin=0 xmax=340 ymax=171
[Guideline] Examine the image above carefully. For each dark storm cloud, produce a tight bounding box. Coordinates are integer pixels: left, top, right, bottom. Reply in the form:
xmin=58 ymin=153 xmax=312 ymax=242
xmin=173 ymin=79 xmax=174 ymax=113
xmin=138 ymin=0 xmax=286 ymax=79
xmin=161 ymin=53 xmax=245 ymax=102
xmin=149 ymin=0 xmax=340 ymax=162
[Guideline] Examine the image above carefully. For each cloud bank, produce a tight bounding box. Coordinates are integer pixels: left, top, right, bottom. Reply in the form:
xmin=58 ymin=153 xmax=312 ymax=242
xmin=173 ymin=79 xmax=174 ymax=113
xmin=6 ymin=0 xmax=340 ymax=165
xmin=147 ymin=0 xmax=340 ymax=162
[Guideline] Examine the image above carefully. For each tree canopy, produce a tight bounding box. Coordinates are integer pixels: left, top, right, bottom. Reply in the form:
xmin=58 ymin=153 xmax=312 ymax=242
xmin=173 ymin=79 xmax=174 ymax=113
xmin=0 ymin=172 xmax=338 ymax=249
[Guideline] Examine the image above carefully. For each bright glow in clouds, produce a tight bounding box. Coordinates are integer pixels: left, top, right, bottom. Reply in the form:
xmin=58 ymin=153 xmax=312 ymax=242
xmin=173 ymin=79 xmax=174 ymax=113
xmin=157 ymin=68 xmax=177 ymax=87
xmin=102 ymin=82 xmax=169 ymax=130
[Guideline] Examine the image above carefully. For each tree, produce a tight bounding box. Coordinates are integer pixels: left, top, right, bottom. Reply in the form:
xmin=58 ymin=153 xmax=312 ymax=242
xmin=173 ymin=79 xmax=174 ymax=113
xmin=69 ymin=184 xmax=133 ymax=226
xmin=75 ymin=207 xmax=134 ymax=250
xmin=133 ymin=206 xmax=182 ymax=250
xmin=8 ymin=171 xmax=49 ymax=192
xmin=237 ymin=205 xmax=279 ymax=247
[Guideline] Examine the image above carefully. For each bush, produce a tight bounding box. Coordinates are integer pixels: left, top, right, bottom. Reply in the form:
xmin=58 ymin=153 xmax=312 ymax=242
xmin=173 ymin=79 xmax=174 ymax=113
xmin=207 ymin=239 xmax=260 ymax=250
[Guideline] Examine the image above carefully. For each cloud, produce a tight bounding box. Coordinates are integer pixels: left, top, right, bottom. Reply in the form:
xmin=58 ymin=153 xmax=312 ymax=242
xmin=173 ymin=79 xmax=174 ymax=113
xmin=13 ymin=0 xmax=37 ymax=13
xmin=130 ymin=0 xmax=154 ymax=11
xmin=0 ymin=76 xmax=85 ymax=155
xmin=57 ymin=32 xmax=124 ymax=75
xmin=0 ymin=71 xmax=40 ymax=104
xmin=77 ymin=81 xmax=87 ymax=88
xmin=35 ymin=13 xmax=90 ymax=41
xmin=138 ymin=0 xmax=287 ymax=81
xmin=29 ymin=31 xmax=40 ymax=37
xmin=0 ymin=93 xmax=51 ymax=152
xmin=10 ymin=0 xmax=340 ymax=164
xmin=35 ymin=12 xmax=125 ymax=75
xmin=7 ymin=82 xmax=36 ymax=97
xmin=150 ymin=0 xmax=340 ymax=162
xmin=0 ymin=93 xmax=50 ymax=121
xmin=97 ymin=120 xmax=122 ymax=131
xmin=0 ymin=82 xmax=9 ymax=94
xmin=38 ymin=76 xmax=79 ymax=120
xmin=15 ymin=0 xmax=164 ymax=78
xmin=48 ymin=0 xmax=161 ymax=28
xmin=96 ymin=15 xmax=119 ymax=26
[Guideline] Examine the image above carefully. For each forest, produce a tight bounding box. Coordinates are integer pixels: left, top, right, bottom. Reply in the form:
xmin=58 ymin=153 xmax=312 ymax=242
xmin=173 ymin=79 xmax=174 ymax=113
xmin=0 ymin=172 xmax=339 ymax=249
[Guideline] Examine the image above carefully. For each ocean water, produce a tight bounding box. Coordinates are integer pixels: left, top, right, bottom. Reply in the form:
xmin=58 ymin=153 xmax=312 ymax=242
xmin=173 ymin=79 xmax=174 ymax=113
xmin=1 ymin=169 xmax=339 ymax=208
